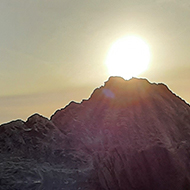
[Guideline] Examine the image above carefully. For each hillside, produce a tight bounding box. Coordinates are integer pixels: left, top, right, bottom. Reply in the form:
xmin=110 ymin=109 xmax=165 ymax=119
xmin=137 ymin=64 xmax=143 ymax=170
xmin=1 ymin=77 xmax=190 ymax=190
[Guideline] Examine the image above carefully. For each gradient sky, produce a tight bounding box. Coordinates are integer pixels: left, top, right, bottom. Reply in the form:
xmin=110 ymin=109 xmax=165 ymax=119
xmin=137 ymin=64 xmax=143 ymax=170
xmin=0 ymin=0 xmax=190 ymax=124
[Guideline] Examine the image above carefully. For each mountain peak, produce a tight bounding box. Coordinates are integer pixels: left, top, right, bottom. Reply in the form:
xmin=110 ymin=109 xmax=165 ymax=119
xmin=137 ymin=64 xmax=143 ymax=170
xmin=104 ymin=76 xmax=151 ymax=94
xmin=26 ymin=113 xmax=49 ymax=123
xmin=105 ymin=76 xmax=150 ymax=84
xmin=104 ymin=76 xmax=172 ymax=93
xmin=89 ymin=77 xmax=172 ymax=108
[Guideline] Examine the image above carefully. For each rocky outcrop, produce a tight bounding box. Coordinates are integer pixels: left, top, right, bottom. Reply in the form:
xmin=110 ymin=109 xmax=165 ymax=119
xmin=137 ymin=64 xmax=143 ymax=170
xmin=1 ymin=77 xmax=190 ymax=189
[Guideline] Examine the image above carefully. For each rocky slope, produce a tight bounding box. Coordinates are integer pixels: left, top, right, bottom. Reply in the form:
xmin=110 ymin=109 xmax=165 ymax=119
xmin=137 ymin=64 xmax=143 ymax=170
xmin=1 ymin=77 xmax=190 ymax=190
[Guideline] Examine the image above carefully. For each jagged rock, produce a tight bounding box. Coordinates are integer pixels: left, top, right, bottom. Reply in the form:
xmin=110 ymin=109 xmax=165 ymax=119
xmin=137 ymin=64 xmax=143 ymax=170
xmin=1 ymin=77 xmax=190 ymax=190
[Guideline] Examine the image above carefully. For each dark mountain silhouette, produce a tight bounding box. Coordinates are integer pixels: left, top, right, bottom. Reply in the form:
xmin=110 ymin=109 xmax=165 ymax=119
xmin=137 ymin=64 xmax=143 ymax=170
xmin=1 ymin=76 xmax=190 ymax=190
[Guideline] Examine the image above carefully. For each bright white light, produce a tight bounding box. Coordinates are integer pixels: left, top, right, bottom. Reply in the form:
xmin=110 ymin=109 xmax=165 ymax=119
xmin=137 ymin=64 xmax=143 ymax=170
xmin=105 ymin=35 xmax=151 ymax=79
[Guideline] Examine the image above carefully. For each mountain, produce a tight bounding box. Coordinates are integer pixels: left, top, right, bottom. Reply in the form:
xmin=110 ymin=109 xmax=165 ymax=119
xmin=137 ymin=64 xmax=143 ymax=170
xmin=1 ymin=76 xmax=190 ymax=190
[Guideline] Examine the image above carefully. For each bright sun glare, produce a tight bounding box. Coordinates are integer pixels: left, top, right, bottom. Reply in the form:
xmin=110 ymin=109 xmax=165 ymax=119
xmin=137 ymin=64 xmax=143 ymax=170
xmin=105 ymin=35 xmax=151 ymax=79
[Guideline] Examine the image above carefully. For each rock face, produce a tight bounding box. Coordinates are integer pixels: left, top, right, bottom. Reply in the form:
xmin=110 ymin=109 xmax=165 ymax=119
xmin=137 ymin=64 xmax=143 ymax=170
xmin=1 ymin=77 xmax=190 ymax=190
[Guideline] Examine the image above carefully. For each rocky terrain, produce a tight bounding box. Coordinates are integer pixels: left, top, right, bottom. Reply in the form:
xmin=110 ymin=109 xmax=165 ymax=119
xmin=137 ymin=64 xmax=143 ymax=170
xmin=1 ymin=76 xmax=190 ymax=190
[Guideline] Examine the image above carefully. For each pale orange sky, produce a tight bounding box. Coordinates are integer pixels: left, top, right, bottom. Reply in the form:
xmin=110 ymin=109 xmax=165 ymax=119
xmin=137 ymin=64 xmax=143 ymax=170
xmin=0 ymin=0 xmax=190 ymax=124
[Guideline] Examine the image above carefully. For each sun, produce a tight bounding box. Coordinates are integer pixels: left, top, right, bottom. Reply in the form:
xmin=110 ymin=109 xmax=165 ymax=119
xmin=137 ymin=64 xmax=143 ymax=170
xmin=105 ymin=35 xmax=151 ymax=79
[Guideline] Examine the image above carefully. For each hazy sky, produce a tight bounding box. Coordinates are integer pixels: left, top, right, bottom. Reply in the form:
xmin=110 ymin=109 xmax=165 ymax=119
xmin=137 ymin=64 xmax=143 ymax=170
xmin=1 ymin=0 xmax=190 ymax=124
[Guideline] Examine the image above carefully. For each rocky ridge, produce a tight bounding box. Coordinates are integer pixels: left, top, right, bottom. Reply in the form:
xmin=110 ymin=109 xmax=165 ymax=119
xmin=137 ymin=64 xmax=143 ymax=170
xmin=1 ymin=77 xmax=190 ymax=190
